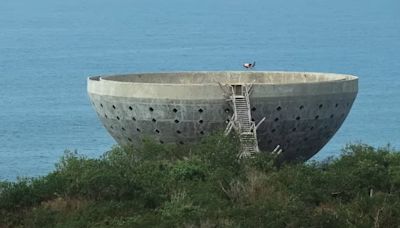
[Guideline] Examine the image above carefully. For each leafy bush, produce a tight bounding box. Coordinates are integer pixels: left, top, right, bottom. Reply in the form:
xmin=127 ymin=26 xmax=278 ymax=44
xmin=1 ymin=134 xmax=400 ymax=227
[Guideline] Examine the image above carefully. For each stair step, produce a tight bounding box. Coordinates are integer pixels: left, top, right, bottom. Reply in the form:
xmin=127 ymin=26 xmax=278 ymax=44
xmin=229 ymin=89 xmax=260 ymax=155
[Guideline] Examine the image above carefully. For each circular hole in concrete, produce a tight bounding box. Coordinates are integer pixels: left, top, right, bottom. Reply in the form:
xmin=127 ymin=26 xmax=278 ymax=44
xmin=276 ymin=106 xmax=282 ymax=111
xmin=149 ymin=107 xmax=154 ymax=112
xmin=315 ymin=115 xmax=319 ymax=120
xmin=251 ymin=107 xmax=256 ymax=111
xmin=292 ymin=128 xmax=296 ymax=132
xmin=198 ymin=108 xmax=204 ymax=113
xmin=330 ymin=114 xmax=334 ymax=118
xmin=179 ymin=141 xmax=184 ymax=145
xmin=296 ymin=116 xmax=301 ymax=120
xmin=152 ymin=118 xmax=157 ymax=123
xmin=200 ymin=131 xmax=205 ymax=135
xmin=116 ymin=116 xmax=120 ymax=120
xmin=112 ymin=105 xmax=116 ymax=109
xmin=136 ymin=128 xmax=141 ymax=132
xmin=132 ymin=117 xmax=136 ymax=121
xmin=199 ymin=119 xmax=204 ymax=124
xmin=319 ymin=104 xmax=323 ymax=109
xmin=173 ymin=108 xmax=178 ymax=113
xmin=174 ymin=119 xmax=180 ymax=123
xmin=299 ymin=105 xmax=304 ymax=110
xmin=129 ymin=106 xmax=133 ymax=111
xmin=274 ymin=117 xmax=279 ymax=122
xmin=176 ymin=130 xmax=181 ymax=134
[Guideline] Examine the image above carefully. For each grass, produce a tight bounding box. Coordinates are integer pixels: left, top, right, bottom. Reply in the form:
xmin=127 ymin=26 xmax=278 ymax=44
xmin=1 ymin=133 xmax=400 ymax=227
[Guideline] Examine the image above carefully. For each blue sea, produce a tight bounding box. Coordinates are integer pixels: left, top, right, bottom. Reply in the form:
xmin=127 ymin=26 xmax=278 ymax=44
xmin=1 ymin=0 xmax=399 ymax=180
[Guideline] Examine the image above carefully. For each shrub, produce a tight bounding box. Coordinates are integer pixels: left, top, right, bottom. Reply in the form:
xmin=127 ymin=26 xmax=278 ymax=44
xmin=1 ymin=134 xmax=400 ymax=227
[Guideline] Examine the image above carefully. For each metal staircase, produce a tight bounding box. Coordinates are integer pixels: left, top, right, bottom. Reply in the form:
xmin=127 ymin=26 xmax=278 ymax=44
xmin=223 ymin=84 xmax=265 ymax=158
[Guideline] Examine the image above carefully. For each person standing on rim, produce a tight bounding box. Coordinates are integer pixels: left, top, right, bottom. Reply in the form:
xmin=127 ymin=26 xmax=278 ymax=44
xmin=243 ymin=61 xmax=256 ymax=69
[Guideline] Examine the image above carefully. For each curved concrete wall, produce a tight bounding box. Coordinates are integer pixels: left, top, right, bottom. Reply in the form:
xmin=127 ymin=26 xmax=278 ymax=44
xmin=87 ymin=71 xmax=358 ymax=161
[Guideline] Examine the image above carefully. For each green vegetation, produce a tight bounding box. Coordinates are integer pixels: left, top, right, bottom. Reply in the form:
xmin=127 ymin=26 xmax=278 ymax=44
xmin=1 ymin=133 xmax=400 ymax=227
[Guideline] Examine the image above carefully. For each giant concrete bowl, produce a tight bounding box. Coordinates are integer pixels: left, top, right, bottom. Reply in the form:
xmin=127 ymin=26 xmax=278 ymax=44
xmin=88 ymin=71 xmax=358 ymax=161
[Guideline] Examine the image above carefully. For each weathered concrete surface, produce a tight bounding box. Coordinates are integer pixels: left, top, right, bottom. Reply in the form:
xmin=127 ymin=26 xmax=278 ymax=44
xmin=87 ymin=71 xmax=358 ymax=161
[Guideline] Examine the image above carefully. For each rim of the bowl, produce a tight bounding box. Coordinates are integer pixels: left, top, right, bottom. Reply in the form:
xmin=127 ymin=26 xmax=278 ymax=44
xmin=88 ymin=71 xmax=358 ymax=86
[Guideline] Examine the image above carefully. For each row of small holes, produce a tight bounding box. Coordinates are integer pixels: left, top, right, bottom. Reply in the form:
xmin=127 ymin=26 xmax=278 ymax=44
xmin=106 ymin=115 xmax=207 ymax=125
xmin=290 ymin=126 xmax=316 ymax=132
xmin=250 ymin=103 xmax=341 ymax=112
xmin=99 ymin=104 xmax=212 ymax=114
xmin=269 ymin=125 xmax=330 ymax=133
xmin=99 ymin=103 xmax=345 ymax=114
xmin=266 ymin=136 xmax=312 ymax=145
xmin=107 ymin=114 xmax=341 ymax=122
xmin=114 ymin=126 xmax=206 ymax=136
xmin=126 ymin=139 xmax=185 ymax=145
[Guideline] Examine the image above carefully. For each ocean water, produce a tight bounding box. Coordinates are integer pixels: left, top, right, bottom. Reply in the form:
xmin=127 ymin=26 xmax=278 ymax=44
xmin=1 ymin=0 xmax=399 ymax=180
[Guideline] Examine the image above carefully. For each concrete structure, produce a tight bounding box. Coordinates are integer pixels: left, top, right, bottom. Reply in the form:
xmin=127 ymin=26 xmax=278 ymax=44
xmin=87 ymin=71 xmax=358 ymax=161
